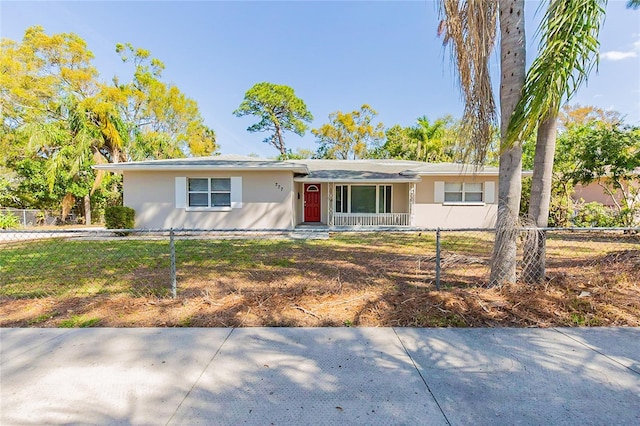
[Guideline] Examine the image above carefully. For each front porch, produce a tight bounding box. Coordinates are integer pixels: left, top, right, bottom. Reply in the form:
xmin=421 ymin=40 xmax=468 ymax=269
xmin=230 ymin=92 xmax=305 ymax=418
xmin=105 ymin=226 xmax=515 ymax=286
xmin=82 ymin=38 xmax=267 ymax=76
xmin=295 ymin=181 xmax=417 ymax=229
xmin=332 ymin=212 xmax=411 ymax=227
xmin=328 ymin=181 xmax=416 ymax=228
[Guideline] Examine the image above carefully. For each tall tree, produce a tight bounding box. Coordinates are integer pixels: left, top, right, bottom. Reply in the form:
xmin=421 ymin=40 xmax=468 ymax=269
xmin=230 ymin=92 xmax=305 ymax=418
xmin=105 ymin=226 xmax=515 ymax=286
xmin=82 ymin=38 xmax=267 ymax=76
xmin=1 ymin=26 xmax=102 ymax=223
xmin=373 ymin=115 xmax=460 ymax=162
xmin=507 ymin=0 xmax=606 ymax=283
xmin=490 ymin=0 xmax=527 ymax=285
xmin=233 ymin=82 xmax=313 ymax=157
xmin=559 ymin=104 xmax=622 ymax=130
xmin=412 ymin=116 xmax=458 ymax=162
xmin=439 ymin=0 xmax=526 ymax=285
xmin=111 ymin=43 xmax=217 ymax=161
xmin=312 ymin=104 xmax=384 ymax=160
xmin=568 ymin=124 xmax=640 ymax=227
xmin=1 ymin=28 xmax=217 ymax=223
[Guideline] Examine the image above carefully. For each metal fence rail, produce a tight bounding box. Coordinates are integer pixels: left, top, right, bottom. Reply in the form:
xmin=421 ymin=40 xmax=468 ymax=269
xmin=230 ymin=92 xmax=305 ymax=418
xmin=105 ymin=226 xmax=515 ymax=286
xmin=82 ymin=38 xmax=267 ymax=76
xmin=0 ymin=227 xmax=638 ymax=300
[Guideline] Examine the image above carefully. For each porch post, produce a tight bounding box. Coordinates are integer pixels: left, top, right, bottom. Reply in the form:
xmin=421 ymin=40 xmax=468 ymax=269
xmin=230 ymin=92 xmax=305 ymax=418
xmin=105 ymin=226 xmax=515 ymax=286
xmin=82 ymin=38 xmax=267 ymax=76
xmin=409 ymin=183 xmax=416 ymax=226
xmin=328 ymin=182 xmax=334 ymax=227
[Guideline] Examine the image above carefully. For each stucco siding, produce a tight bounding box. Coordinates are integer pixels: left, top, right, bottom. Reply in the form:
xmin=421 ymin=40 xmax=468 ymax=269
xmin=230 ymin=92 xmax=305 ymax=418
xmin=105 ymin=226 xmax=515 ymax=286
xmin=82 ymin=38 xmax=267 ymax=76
xmin=124 ymin=170 xmax=295 ymax=229
xmin=414 ymin=204 xmax=498 ymax=228
xmin=414 ymin=176 xmax=499 ymax=228
xmin=320 ymin=183 xmax=328 ymax=224
xmin=572 ymin=180 xmax=640 ymax=208
xmin=122 ymin=168 xmax=504 ymax=229
xmin=294 ymin=182 xmax=302 ymax=225
xmin=393 ymin=183 xmax=409 ymax=213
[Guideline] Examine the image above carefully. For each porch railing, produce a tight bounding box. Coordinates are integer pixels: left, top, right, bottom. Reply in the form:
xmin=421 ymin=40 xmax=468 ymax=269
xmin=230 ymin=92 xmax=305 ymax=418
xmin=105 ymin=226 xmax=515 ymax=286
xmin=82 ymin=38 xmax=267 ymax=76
xmin=333 ymin=213 xmax=411 ymax=227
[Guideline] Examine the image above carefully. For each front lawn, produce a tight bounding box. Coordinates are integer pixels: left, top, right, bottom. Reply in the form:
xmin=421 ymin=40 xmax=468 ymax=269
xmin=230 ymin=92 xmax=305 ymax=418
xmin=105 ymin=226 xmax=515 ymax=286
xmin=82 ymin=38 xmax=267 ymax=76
xmin=1 ymin=231 xmax=638 ymax=327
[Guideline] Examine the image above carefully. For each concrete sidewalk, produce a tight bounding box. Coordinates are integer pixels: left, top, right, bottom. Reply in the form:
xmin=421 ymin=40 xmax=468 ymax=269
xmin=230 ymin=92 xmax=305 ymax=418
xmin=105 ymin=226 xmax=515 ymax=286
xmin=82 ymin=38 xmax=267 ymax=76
xmin=1 ymin=327 xmax=638 ymax=425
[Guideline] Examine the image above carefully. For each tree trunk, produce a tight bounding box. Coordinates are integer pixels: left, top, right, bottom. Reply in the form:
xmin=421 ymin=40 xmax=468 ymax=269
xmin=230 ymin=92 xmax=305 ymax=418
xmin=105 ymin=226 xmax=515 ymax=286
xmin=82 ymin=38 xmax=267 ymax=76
xmin=489 ymin=0 xmax=526 ymax=286
xmin=275 ymin=126 xmax=286 ymax=157
xmin=84 ymin=194 xmax=91 ymax=225
xmin=523 ymin=114 xmax=557 ymax=283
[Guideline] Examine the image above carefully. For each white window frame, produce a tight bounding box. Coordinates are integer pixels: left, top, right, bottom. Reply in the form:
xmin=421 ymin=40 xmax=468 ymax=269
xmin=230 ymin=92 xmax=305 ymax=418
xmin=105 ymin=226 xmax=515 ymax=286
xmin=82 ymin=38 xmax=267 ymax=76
xmin=187 ymin=177 xmax=232 ymax=211
xmin=443 ymin=182 xmax=484 ymax=204
xmin=335 ymin=184 xmax=393 ymax=214
xmin=335 ymin=185 xmax=349 ymax=213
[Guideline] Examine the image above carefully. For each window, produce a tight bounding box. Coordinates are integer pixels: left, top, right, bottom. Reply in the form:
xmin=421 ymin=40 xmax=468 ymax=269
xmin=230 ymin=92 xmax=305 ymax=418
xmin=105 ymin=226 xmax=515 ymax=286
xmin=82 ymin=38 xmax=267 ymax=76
xmin=379 ymin=185 xmax=392 ymax=213
xmin=334 ymin=184 xmax=392 ymax=213
xmin=188 ymin=178 xmax=231 ymax=208
xmin=335 ymin=185 xmax=349 ymax=213
xmin=351 ymin=186 xmax=376 ymax=213
xmin=464 ymin=183 xmax=483 ymax=202
xmin=444 ymin=182 xmax=483 ymax=203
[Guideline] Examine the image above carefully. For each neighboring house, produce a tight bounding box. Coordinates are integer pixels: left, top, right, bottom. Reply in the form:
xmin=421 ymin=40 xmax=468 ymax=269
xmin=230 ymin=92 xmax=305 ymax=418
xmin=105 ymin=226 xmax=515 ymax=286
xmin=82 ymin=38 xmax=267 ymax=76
xmin=95 ymin=155 xmax=531 ymax=230
xmin=572 ymin=177 xmax=640 ymax=210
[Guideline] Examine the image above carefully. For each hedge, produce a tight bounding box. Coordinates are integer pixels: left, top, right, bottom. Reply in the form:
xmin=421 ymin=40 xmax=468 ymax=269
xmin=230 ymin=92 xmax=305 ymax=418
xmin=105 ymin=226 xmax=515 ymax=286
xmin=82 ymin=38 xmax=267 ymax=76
xmin=104 ymin=206 xmax=135 ymax=230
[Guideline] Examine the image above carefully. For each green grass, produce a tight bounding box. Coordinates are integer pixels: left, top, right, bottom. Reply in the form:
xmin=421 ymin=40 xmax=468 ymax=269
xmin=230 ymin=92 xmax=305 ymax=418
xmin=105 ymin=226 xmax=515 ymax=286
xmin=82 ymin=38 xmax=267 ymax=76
xmin=27 ymin=311 xmax=60 ymax=325
xmin=0 ymin=238 xmax=171 ymax=298
xmin=2 ymin=232 xmax=635 ymax=301
xmin=59 ymin=315 xmax=101 ymax=328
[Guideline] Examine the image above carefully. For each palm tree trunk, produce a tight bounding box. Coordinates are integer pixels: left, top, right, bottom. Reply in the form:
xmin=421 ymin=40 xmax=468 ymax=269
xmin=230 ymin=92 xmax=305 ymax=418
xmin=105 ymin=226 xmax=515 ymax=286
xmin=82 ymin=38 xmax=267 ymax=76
xmin=489 ymin=0 xmax=526 ymax=285
xmin=523 ymin=114 xmax=557 ymax=283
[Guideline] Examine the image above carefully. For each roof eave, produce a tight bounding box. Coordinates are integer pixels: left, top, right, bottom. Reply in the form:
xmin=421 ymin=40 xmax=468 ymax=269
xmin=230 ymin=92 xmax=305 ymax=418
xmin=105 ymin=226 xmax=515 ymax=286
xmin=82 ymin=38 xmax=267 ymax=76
xmin=413 ymin=170 xmax=534 ymax=177
xmin=93 ymin=165 xmax=309 ymax=173
xmin=293 ymin=177 xmax=422 ymax=183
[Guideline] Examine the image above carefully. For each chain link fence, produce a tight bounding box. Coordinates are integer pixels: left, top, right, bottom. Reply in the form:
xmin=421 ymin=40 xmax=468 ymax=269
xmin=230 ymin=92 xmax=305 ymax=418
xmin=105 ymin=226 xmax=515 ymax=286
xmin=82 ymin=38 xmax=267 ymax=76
xmin=0 ymin=208 xmax=57 ymax=227
xmin=1 ymin=228 xmax=638 ymax=301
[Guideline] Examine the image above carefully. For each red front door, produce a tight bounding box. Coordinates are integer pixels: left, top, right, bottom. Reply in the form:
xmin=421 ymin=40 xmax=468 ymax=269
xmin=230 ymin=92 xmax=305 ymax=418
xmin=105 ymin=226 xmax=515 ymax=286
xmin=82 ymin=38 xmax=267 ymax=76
xmin=304 ymin=184 xmax=321 ymax=222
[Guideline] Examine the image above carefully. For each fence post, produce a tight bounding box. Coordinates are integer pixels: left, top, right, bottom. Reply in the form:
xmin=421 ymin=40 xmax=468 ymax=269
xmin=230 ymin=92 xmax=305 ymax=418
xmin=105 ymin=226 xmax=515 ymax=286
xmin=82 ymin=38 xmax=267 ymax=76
xmin=170 ymin=228 xmax=177 ymax=298
xmin=435 ymin=228 xmax=441 ymax=290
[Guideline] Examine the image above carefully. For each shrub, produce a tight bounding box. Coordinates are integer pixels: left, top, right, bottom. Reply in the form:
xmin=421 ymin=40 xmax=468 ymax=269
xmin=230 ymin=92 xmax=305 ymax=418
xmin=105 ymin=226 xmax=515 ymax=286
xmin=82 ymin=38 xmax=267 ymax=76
xmin=0 ymin=212 xmax=21 ymax=229
xmin=572 ymin=202 xmax=618 ymax=227
xmin=104 ymin=206 xmax=135 ymax=230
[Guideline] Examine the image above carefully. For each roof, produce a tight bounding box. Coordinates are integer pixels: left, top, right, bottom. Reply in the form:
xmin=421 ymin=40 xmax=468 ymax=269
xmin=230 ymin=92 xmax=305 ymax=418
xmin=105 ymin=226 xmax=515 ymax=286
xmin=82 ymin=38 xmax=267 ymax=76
xmin=94 ymin=155 xmax=531 ymax=180
xmin=407 ymin=162 xmax=503 ymax=176
xmin=290 ymin=159 xmax=424 ymax=182
xmin=93 ymin=155 xmax=308 ymax=173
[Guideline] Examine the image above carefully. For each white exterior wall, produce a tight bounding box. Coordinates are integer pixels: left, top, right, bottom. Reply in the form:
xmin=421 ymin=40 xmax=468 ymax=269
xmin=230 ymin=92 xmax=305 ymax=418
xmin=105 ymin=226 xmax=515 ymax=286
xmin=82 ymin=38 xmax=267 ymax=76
xmin=123 ymin=170 xmax=295 ymax=229
xmin=122 ymin=169 xmax=503 ymax=229
xmin=414 ymin=176 xmax=499 ymax=228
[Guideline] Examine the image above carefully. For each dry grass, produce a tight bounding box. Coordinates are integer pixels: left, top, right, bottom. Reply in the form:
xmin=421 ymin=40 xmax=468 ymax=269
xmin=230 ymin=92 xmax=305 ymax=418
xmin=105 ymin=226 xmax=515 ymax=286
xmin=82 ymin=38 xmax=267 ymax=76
xmin=1 ymin=232 xmax=638 ymax=328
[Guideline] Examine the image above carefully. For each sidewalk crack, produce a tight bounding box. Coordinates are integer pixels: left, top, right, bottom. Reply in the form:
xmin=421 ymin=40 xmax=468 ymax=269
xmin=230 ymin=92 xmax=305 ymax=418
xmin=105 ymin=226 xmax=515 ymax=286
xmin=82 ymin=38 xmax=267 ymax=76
xmin=165 ymin=327 xmax=236 ymax=425
xmin=393 ymin=328 xmax=452 ymax=426
xmin=552 ymin=328 xmax=640 ymax=376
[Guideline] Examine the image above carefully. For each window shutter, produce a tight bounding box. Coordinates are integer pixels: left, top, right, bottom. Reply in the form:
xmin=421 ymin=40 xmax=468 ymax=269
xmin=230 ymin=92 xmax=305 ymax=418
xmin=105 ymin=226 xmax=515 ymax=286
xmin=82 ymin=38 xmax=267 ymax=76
xmin=175 ymin=177 xmax=187 ymax=208
xmin=484 ymin=181 xmax=496 ymax=204
xmin=230 ymin=176 xmax=243 ymax=208
xmin=434 ymin=181 xmax=445 ymax=203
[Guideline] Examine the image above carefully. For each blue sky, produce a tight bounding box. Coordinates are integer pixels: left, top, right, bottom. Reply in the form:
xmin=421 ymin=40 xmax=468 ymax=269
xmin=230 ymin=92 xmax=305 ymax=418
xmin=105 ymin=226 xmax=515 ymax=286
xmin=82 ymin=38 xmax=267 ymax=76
xmin=1 ymin=1 xmax=639 ymax=158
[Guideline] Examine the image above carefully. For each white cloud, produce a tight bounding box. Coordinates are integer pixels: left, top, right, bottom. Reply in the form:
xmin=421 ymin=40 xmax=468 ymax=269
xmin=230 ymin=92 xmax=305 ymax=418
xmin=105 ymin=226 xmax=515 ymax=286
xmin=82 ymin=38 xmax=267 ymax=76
xmin=601 ymin=36 xmax=640 ymax=61
xmin=601 ymin=51 xmax=637 ymax=61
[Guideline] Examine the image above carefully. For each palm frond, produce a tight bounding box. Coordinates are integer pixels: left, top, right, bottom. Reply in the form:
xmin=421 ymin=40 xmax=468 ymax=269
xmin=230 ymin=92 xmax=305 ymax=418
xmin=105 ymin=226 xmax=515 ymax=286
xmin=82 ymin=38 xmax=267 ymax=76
xmin=45 ymin=148 xmax=68 ymax=191
xmin=21 ymin=122 xmax=66 ymax=156
xmin=90 ymin=148 xmax=109 ymax=194
xmin=439 ymin=0 xmax=498 ymax=165
xmin=507 ymin=0 xmax=607 ymax=144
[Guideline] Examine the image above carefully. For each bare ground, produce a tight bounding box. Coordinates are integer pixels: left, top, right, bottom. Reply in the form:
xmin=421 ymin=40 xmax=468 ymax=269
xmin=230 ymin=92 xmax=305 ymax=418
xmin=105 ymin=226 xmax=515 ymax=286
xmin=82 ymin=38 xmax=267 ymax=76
xmin=2 ymin=234 xmax=638 ymax=328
